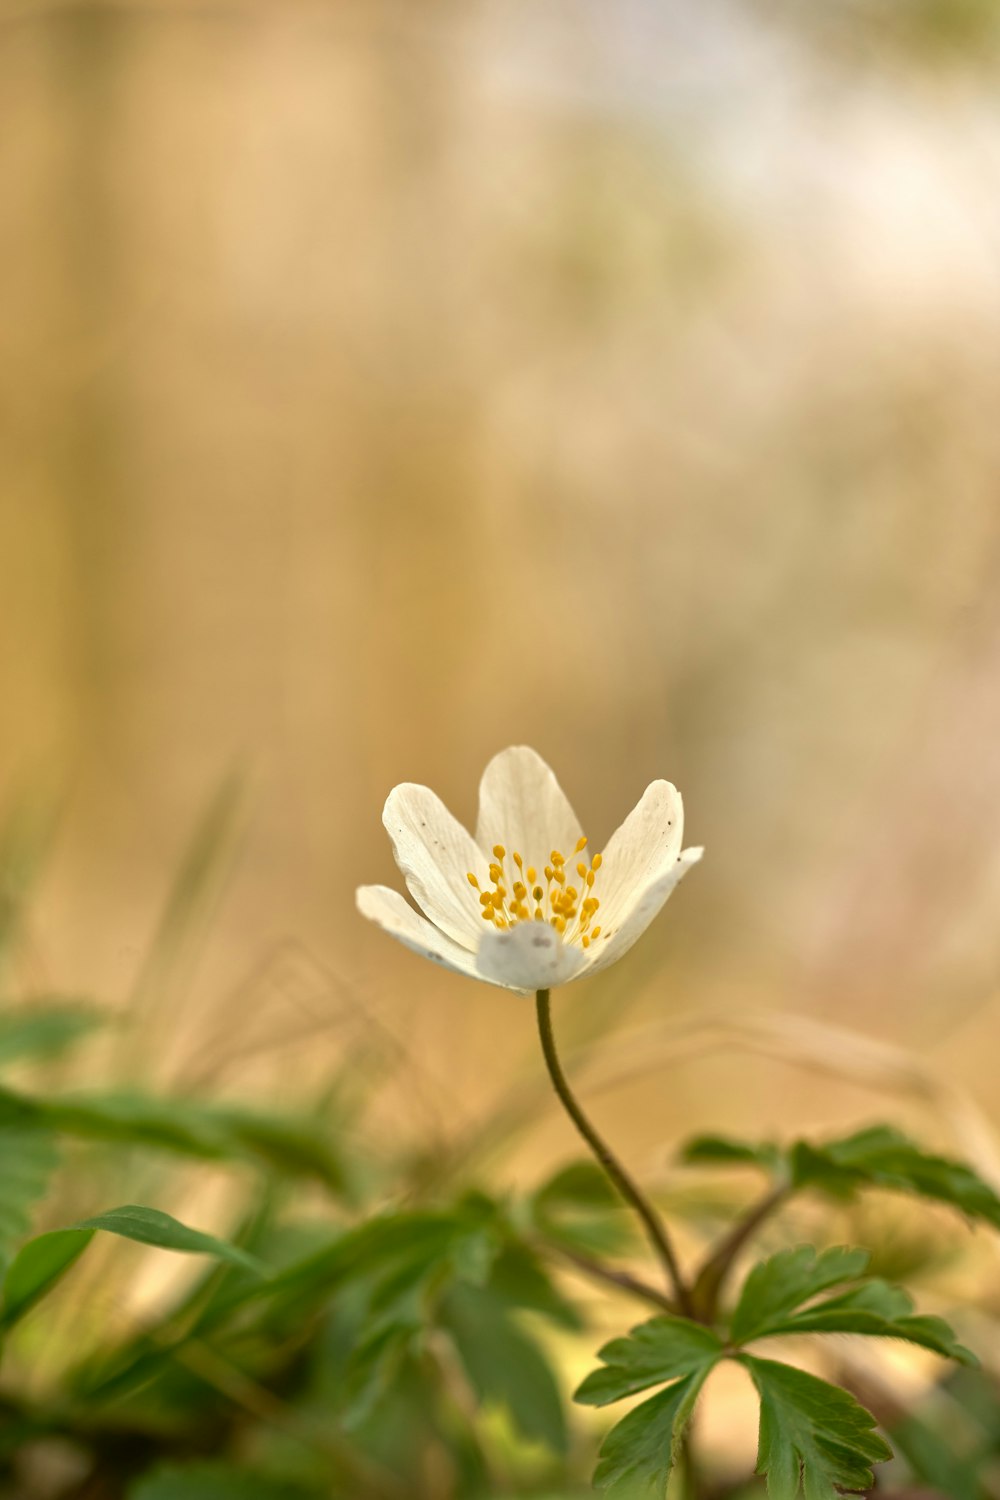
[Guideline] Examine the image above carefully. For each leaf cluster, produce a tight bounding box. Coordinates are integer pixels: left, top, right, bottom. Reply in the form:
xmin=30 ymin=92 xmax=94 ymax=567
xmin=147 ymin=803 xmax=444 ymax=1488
xmin=576 ymin=1243 xmax=977 ymax=1497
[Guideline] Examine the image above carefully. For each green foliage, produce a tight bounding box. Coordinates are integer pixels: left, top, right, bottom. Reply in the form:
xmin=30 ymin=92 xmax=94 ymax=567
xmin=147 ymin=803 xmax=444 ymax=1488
xmin=678 ymin=1134 xmax=783 ymax=1172
xmin=729 ymin=1245 xmax=869 ymax=1343
xmin=590 ymin=1373 xmax=714 ymax=1493
xmin=0 ymin=1122 xmax=59 ymax=1270
xmin=740 ymin=1356 xmax=892 ymax=1500
xmin=0 ymin=1000 xmax=106 ymax=1067
xmin=130 ymin=1463 xmax=326 ymax=1500
xmin=74 ymin=1204 xmax=268 ymax=1276
xmin=680 ymin=1120 xmax=1000 ymax=1228
xmin=790 ymin=1125 xmax=1000 ymax=1227
xmin=441 ymin=1280 xmax=569 ymax=1453
xmin=1 ymin=1227 xmax=93 ymax=1328
xmin=575 ymin=1318 xmax=724 ymax=1408
xmin=574 ymin=1245 xmax=974 ymax=1493
xmin=530 ymin=1158 xmax=634 ymax=1256
xmin=574 ymin=1318 xmax=723 ymax=1492
xmin=0 ymin=801 xmax=994 ymax=1500
xmin=0 ymin=1084 xmax=350 ymax=1193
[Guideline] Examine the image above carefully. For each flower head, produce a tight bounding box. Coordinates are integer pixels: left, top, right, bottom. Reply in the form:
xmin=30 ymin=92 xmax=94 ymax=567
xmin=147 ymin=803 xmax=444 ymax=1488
xmin=356 ymin=746 xmax=702 ymax=994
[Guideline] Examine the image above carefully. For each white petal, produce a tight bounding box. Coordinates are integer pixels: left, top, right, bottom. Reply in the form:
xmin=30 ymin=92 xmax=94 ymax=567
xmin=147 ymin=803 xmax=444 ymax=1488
xmin=585 ymin=847 xmax=703 ymax=976
xmin=382 ymin=784 xmax=486 ymax=947
xmin=475 ymin=746 xmax=584 ymax=865
xmin=595 ymin=780 xmax=685 ymax=934
xmin=476 ymin=920 xmax=590 ymax=993
xmin=356 ymin=885 xmax=483 ymax=981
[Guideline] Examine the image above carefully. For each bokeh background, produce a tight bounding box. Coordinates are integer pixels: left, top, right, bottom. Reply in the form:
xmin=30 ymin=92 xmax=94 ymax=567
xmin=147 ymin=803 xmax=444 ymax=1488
xmin=3 ymin=0 xmax=1000 ymax=1168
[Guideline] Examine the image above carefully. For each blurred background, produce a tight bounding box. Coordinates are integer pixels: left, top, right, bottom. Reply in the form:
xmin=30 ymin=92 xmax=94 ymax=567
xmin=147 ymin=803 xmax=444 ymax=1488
xmin=3 ymin=0 xmax=1000 ymax=1163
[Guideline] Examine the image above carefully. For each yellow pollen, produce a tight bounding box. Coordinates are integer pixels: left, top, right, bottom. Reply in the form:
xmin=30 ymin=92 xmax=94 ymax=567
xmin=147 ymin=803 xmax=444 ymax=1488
xmin=473 ymin=831 xmax=606 ymax=949
xmin=575 ymin=835 xmax=588 ymax=852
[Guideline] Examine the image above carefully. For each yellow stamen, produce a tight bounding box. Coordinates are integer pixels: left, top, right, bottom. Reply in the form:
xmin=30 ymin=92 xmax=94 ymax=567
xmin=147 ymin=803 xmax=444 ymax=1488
xmin=472 ymin=829 xmax=606 ymax=949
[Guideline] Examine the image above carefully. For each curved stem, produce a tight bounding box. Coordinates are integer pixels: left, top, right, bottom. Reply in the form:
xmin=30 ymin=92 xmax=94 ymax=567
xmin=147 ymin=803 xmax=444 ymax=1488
xmin=689 ymin=1182 xmax=790 ymax=1321
xmin=542 ymin=1240 xmax=678 ymax=1314
xmin=535 ymin=989 xmax=693 ymax=1316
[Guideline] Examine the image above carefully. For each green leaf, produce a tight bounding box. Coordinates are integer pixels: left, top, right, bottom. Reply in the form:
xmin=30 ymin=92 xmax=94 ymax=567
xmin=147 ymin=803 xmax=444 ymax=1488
xmin=574 ymin=1318 xmax=723 ymax=1496
xmin=531 ymin=1159 xmax=633 ymax=1257
xmin=753 ymin=1277 xmax=977 ymax=1364
xmin=1 ymin=1227 xmax=93 ymax=1327
xmin=791 ymin=1126 xmax=1000 ymax=1228
xmin=73 ymin=1205 xmax=266 ymax=1277
xmin=678 ymin=1134 xmax=781 ymax=1172
xmin=486 ymin=1242 xmax=583 ymax=1331
xmin=575 ymin=1316 xmax=724 ymax=1407
xmin=0 ymin=1122 xmax=59 ymax=1269
xmin=534 ymin=1160 xmax=622 ymax=1210
xmin=730 ymin=1245 xmax=870 ymax=1344
xmin=591 ymin=1370 xmax=713 ymax=1493
xmin=441 ymin=1280 xmax=568 ymax=1453
xmin=0 ymin=1001 xmax=105 ymax=1067
xmin=0 ymin=1086 xmax=348 ymax=1192
xmin=129 ymin=1463 xmax=324 ymax=1500
xmin=741 ymin=1355 xmax=891 ymax=1499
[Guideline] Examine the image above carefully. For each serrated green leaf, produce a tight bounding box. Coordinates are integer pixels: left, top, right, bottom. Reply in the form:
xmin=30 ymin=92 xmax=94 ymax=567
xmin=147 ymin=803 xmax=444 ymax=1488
xmin=0 ymin=1001 xmax=106 ymax=1067
xmin=754 ymin=1277 xmax=977 ymax=1364
xmin=591 ymin=1369 xmax=713 ymax=1493
xmin=791 ymin=1126 xmax=1000 ymax=1228
xmin=442 ymin=1280 xmax=568 ymax=1453
xmin=678 ymin=1134 xmax=781 ymax=1171
xmin=575 ymin=1316 xmax=724 ymax=1408
xmin=0 ymin=1123 xmax=59 ymax=1270
xmin=730 ymin=1245 xmax=870 ymax=1344
xmin=73 ymin=1205 xmax=266 ymax=1277
xmin=129 ymin=1462 xmax=324 ymax=1500
xmin=741 ymin=1355 xmax=891 ymax=1499
xmin=1 ymin=1227 xmax=94 ymax=1327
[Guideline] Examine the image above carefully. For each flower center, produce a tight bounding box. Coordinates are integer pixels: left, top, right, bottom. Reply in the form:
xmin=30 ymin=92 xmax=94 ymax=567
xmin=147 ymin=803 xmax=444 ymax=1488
xmin=466 ymin=837 xmax=605 ymax=949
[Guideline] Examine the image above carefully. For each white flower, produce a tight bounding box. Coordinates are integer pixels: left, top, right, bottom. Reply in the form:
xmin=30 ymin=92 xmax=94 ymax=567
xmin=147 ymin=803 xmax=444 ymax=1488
xmin=356 ymin=746 xmax=702 ymax=994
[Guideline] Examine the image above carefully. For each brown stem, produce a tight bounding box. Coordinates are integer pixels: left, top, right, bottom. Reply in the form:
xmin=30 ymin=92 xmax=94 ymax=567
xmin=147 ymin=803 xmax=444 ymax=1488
xmin=535 ymin=989 xmax=693 ymax=1316
xmin=689 ymin=1182 xmax=790 ymax=1320
xmin=543 ymin=1240 xmax=679 ymax=1314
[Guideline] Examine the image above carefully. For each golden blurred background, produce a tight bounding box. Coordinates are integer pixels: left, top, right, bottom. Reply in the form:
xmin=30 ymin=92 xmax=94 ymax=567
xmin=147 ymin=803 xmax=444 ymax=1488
xmin=3 ymin=0 xmax=1000 ymax=1169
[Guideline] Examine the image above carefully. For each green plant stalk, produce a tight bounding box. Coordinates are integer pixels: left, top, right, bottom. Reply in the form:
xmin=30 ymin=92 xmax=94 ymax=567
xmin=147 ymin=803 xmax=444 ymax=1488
xmin=535 ymin=989 xmax=693 ymax=1316
xmin=690 ymin=1181 xmax=791 ymax=1321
